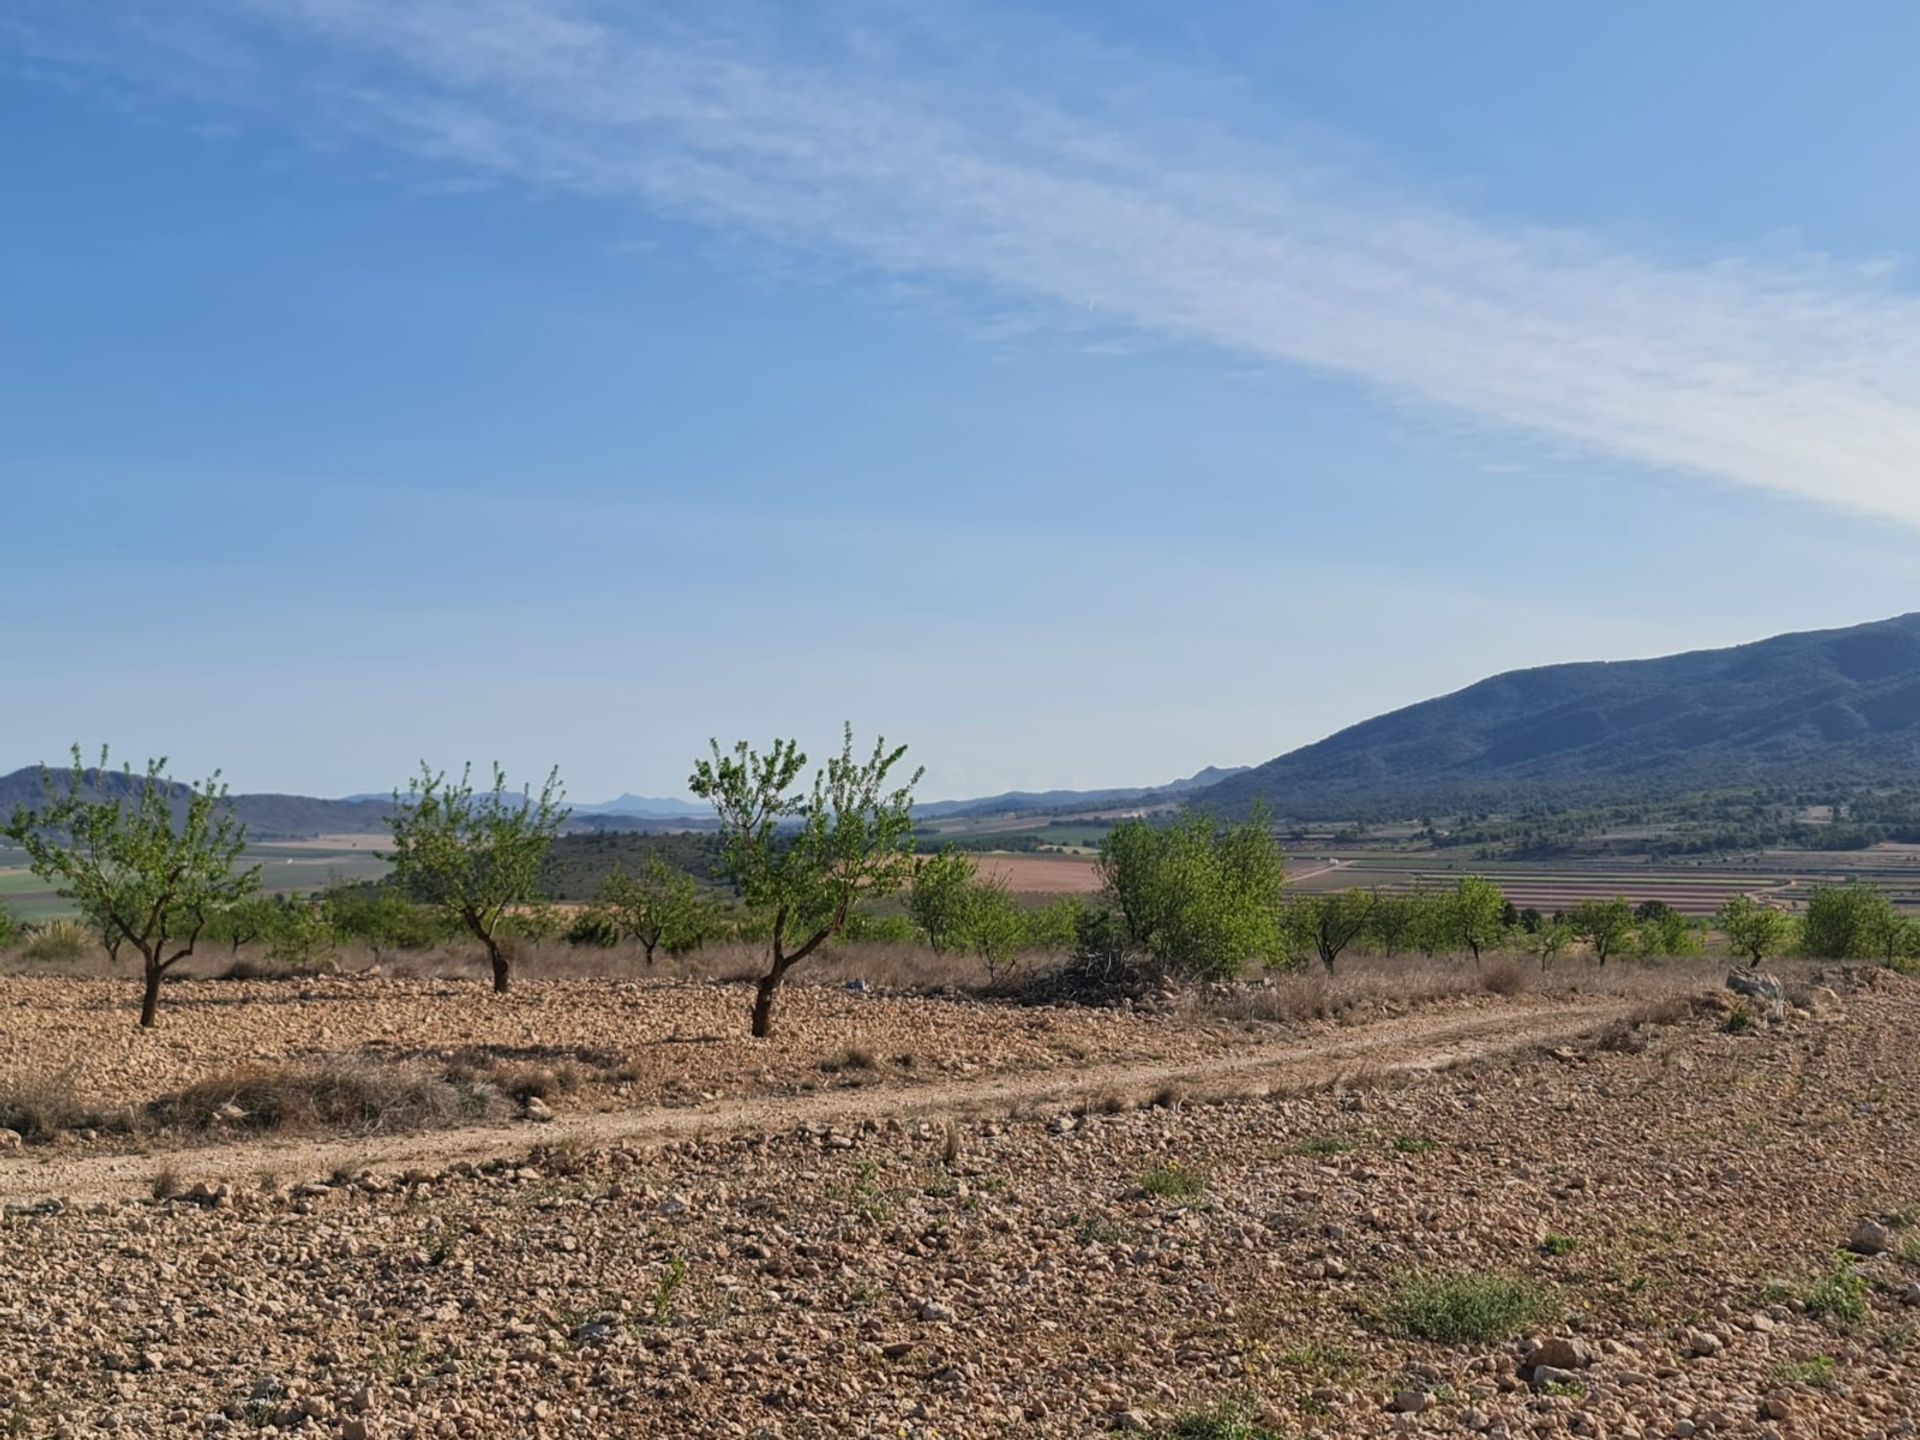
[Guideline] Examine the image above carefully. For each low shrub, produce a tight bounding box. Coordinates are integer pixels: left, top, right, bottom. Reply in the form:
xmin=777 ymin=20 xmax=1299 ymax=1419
xmin=22 ymin=920 xmax=89 ymax=962
xmin=0 ymin=1068 xmax=113 ymax=1141
xmin=1800 ymin=1257 xmax=1869 ymax=1330
xmin=153 ymin=1057 xmax=504 ymax=1135
xmin=1385 ymin=1271 xmax=1558 ymax=1343
xmin=1481 ymin=957 xmax=1529 ymax=996
xmin=565 ymin=907 xmax=622 ymax=949
xmin=1161 ymin=1401 xmax=1284 ymax=1440
xmin=1139 ymin=1163 xmax=1208 ymax=1201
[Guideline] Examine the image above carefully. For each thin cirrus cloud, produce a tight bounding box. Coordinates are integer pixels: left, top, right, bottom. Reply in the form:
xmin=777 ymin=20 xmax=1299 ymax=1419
xmin=18 ymin=0 xmax=1920 ymax=531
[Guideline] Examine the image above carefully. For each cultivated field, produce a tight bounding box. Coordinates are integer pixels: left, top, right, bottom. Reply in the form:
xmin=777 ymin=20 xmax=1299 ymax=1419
xmin=5 ymin=951 xmax=1919 ymax=1436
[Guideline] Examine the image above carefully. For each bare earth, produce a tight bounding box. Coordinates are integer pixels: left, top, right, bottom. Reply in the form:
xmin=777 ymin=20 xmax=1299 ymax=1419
xmin=3 ymin=970 xmax=1918 ymax=1439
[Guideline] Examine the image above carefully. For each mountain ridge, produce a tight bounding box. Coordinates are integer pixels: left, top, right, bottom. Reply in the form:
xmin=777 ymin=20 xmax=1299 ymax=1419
xmin=1200 ymin=612 xmax=1920 ymax=819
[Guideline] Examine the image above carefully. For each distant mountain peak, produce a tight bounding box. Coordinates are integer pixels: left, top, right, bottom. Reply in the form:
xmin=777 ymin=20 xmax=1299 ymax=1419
xmin=1204 ymin=613 xmax=1920 ymax=819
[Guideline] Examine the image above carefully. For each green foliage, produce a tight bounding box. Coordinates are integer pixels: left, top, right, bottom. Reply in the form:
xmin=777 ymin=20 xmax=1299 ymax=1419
xmin=1385 ymin=1271 xmax=1558 ymax=1343
xmin=1530 ymin=918 xmax=1574 ymax=969
xmin=599 ymin=854 xmax=706 ymax=962
xmin=1718 ymin=894 xmax=1798 ymax=965
xmin=1800 ymin=1256 xmax=1869 ymax=1329
xmin=1445 ymin=876 xmax=1510 ymax=962
xmin=564 ymin=906 xmax=623 ymax=948
xmin=1095 ymin=808 xmax=1286 ymax=979
xmin=1635 ymin=905 xmax=1704 ymax=958
xmin=841 ymin=910 xmax=916 ymax=944
xmin=1365 ymin=891 xmax=1420 ymax=956
xmin=5 ymin=747 xmax=259 ymax=1026
xmin=1799 ymin=883 xmax=1914 ymax=965
xmin=1568 ymin=897 xmax=1635 ymax=966
xmin=690 ymin=724 xmax=921 ymax=1037
xmin=651 ymin=1255 xmax=687 ymax=1325
xmin=324 ymin=884 xmax=447 ymax=957
xmin=1285 ymin=889 xmax=1378 ymax=972
xmin=1022 ymin=896 xmax=1083 ymax=953
xmin=1771 ymin=1355 xmax=1837 ymax=1389
xmin=261 ymin=895 xmax=337 ymax=970
xmin=0 ymin=901 xmax=19 ymax=951
xmin=385 ymin=762 xmax=568 ymax=993
xmin=1160 ymin=1401 xmax=1284 ymax=1440
xmin=1139 ymin=1163 xmax=1208 ymax=1200
xmin=908 ymin=847 xmax=980 ymax=953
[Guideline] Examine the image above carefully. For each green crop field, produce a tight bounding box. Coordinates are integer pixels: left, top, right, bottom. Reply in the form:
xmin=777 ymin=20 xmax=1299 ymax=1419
xmin=1 ymin=843 xmax=392 ymax=923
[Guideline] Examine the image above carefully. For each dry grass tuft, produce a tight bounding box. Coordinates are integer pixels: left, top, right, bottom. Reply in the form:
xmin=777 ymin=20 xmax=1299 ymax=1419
xmin=818 ymin=1043 xmax=880 ymax=1074
xmin=1480 ymin=958 xmax=1530 ymax=996
xmin=0 ymin=1068 xmax=116 ymax=1142
xmin=153 ymin=1057 xmax=506 ymax=1136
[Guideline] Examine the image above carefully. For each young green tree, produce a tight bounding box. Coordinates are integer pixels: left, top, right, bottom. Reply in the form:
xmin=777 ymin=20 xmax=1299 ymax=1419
xmin=599 ymin=854 xmax=705 ymax=964
xmin=964 ymin=874 xmax=1029 ymax=982
xmin=690 ymin=725 xmax=921 ymax=1038
xmin=0 ymin=900 xmax=20 ymax=952
xmin=5 ymin=748 xmax=260 ymax=1027
xmin=324 ymin=883 xmax=446 ymax=962
xmin=1568 ymin=897 xmax=1635 ymax=967
xmin=1530 ymin=918 xmax=1574 ymax=970
xmin=1635 ymin=905 xmax=1704 ymax=959
xmin=1287 ymin=889 xmax=1379 ymax=973
xmin=210 ymin=894 xmax=281 ymax=956
xmin=1802 ymin=884 xmax=1896 ymax=960
xmin=1717 ymin=895 xmax=1796 ymax=966
xmin=384 ymin=763 xmax=568 ymax=994
xmin=907 ymin=847 xmax=981 ymax=953
xmin=1365 ymin=892 xmax=1419 ymax=957
xmin=1446 ymin=876 xmax=1510 ymax=965
xmin=1096 ymin=808 xmax=1287 ymax=979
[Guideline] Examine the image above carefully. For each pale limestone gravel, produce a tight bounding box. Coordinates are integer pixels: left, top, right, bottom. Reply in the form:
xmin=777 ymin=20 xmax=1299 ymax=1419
xmin=3 ymin=973 xmax=1918 ymax=1439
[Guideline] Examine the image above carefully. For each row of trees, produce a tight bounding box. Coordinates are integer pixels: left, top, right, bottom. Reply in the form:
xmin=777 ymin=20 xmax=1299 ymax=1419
xmin=8 ymin=736 xmax=1918 ymax=1032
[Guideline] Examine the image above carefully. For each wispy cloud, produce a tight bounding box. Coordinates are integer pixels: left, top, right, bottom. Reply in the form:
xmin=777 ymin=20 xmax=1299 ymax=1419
xmin=17 ymin=0 xmax=1920 ymax=528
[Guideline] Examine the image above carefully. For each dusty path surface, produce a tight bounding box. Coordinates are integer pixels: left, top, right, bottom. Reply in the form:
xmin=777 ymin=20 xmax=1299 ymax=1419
xmin=0 ymin=996 xmax=1632 ymax=1206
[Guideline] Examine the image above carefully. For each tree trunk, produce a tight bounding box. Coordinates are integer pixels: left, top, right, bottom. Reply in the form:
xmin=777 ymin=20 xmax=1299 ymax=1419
xmin=643 ymin=938 xmax=657 ymax=966
xmin=139 ymin=962 xmax=163 ymax=1029
xmin=750 ymin=970 xmax=781 ymax=1038
xmin=486 ymin=937 xmax=511 ymax=994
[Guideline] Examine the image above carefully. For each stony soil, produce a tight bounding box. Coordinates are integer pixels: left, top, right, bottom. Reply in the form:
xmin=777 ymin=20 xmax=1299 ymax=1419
xmin=2 ymin=969 xmax=1917 ymax=1438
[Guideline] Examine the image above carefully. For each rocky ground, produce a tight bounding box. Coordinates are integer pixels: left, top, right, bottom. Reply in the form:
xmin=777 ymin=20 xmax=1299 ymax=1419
xmin=1 ymin=967 xmax=1916 ymax=1437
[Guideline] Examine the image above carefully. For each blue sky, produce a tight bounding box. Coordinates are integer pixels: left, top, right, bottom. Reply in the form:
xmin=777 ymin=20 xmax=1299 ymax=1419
xmin=4 ymin=2 xmax=1918 ymax=803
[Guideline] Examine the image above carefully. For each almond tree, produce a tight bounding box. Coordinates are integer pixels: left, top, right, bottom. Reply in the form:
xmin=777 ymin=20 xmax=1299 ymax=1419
xmin=599 ymin=854 xmax=704 ymax=964
xmin=385 ymin=763 xmax=568 ymax=994
xmin=5 ymin=747 xmax=259 ymax=1027
xmin=691 ymin=725 xmax=920 ymax=1038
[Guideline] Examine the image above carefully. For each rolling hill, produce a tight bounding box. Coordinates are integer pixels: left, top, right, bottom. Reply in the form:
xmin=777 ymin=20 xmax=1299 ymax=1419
xmin=0 ymin=768 xmax=391 ymax=839
xmin=1202 ymin=613 xmax=1920 ymax=819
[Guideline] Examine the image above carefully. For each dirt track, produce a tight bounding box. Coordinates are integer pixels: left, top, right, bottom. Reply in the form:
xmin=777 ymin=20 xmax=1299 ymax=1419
xmin=0 ymin=996 xmax=1632 ymax=1207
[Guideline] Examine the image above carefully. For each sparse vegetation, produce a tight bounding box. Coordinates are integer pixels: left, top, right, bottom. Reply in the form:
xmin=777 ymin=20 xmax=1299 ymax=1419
xmin=1385 ymin=1271 xmax=1558 ymax=1343
xmin=1139 ymin=1162 xmax=1208 ymax=1200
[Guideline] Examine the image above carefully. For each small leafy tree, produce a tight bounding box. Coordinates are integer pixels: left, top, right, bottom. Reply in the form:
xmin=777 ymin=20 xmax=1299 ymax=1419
xmin=1861 ymin=904 xmax=1919 ymax=969
xmin=384 ymin=763 xmax=568 ymax=994
xmin=1447 ymin=876 xmax=1509 ymax=965
xmin=964 ymin=874 xmax=1029 ymax=982
xmin=1288 ymin=889 xmax=1379 ymax=973
xmin=211 ymin=894 xmax=281 ymax=956
xmin=1635 ymin=905 xmax=1704 ymax=958
xmin=5 ymin=747 xmax=260 ymax=1027
xmin=599 ymin=854 xmax=705 ymax=964
xmin=1096 ymin=807 xmax=1286 ymax=978
xmin=1366 ymin=892 xmax=1419 ymax=957
xmin=0 ymin=900 xmax=20 ymax=951
xmin=325 ymin=884 xmax=446 ymax=962
xmin=262 ymin=894 xmax=337 ymax=970
xmin=690 ymin=725 xmax=920 ymax=1038
xmin=1568 ymin=897 xmax=1635 ymax=967
xmin=908 ymin=847 xmax=980 ymax=953
xmin=1530 ymin=918 xmax=1573 ymax=970
xmin=1802 ymin=884 xmax=1896 ymax=960
xmin=1718 ymin=895 xmax=1796 ymax=966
